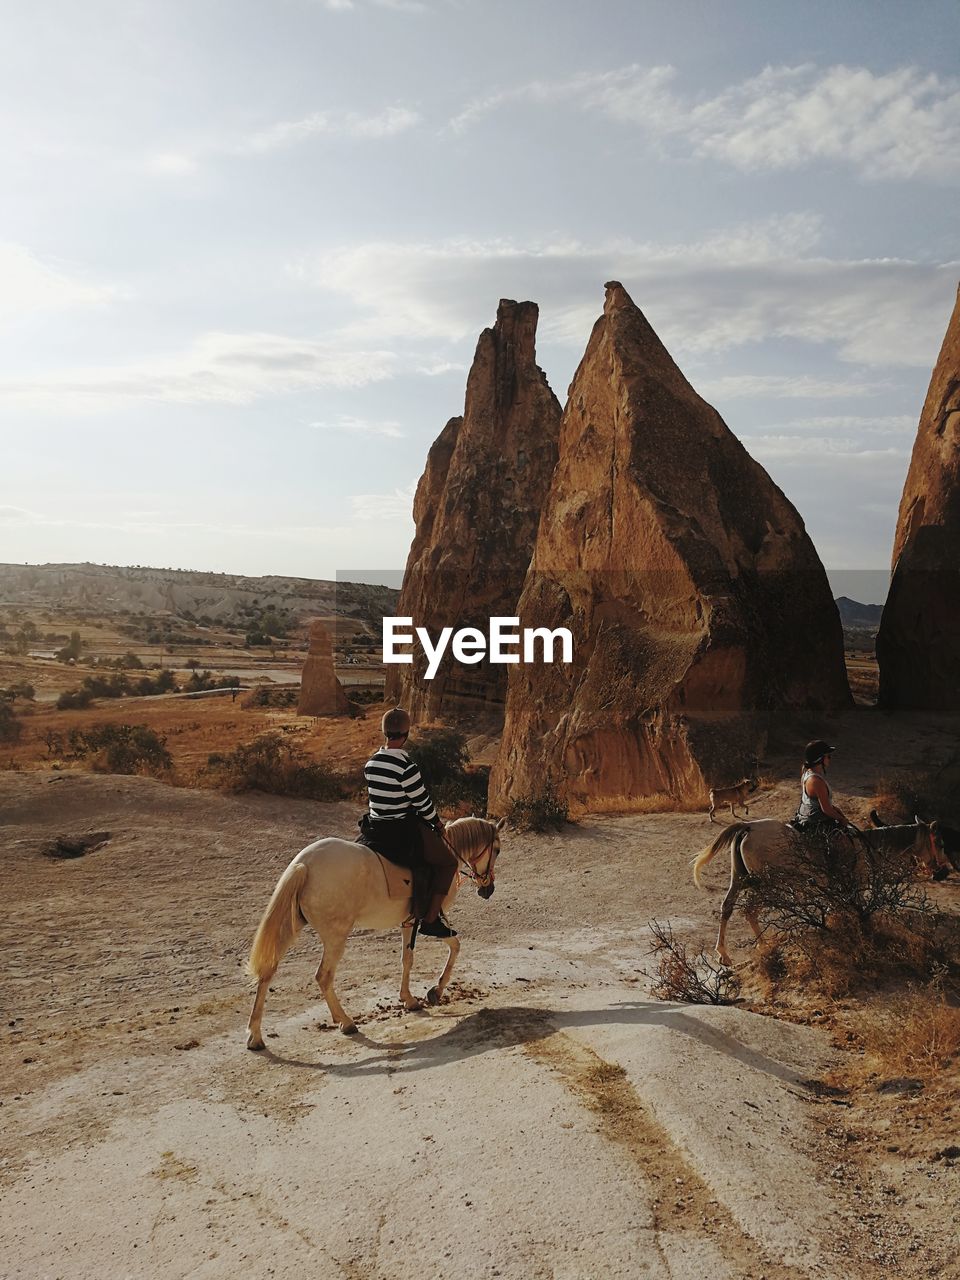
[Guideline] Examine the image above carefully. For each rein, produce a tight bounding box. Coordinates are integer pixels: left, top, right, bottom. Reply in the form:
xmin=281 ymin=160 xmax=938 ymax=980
xmin=443 ymin=827 xmax=496 ymax=888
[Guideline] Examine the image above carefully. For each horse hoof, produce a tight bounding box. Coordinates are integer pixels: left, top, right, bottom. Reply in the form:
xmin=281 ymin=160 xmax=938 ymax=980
xmin=246 ymin=1036 xmax=265 ymax=1052
xmin=403 ymin=999 xmax=424 ymax=1012
xmin=426 ymin=987 xmax=441 ymax=1007
xmin=341 ymin=1022 xmax=359 ymax=1036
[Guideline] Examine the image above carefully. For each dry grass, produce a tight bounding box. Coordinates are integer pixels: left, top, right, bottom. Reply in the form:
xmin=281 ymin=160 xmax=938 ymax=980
xmin=753 ymin=910 xmax=954 ymax=1001
xmin=857 ymin=985 xmax=960 ymax=1083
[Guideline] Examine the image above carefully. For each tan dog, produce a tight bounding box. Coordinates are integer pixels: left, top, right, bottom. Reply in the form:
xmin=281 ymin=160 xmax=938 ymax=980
xmin=708 ymin=777 xmax=758 ymax=823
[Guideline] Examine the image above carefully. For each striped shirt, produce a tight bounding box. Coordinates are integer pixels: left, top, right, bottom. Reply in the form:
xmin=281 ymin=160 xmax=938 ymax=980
xmin=364 ymin=747 xmax=437 ymax=824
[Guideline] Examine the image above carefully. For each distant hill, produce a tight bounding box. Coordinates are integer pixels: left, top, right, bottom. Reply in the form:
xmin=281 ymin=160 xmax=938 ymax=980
xmin=0 ymin=562 xmax=398 ymax=637
xmin=835 ymin=596 xmax=884 ymax=628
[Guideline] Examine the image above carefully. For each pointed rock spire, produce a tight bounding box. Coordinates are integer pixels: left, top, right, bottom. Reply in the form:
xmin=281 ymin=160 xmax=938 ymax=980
xmin=386 ymin=300 xmax=562 ymax=725
xmin=490 ymin=282 xmax=849 ymax=813
xmin=878 ymin=286 xmax=960 ymax=709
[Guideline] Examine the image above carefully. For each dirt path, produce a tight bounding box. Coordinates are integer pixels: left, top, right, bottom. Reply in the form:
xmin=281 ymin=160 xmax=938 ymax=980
xmin=2 ymin=762 xmax=957 ymax=1279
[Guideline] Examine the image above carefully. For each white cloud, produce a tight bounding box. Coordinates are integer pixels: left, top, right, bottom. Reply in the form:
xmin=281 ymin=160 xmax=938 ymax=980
xmin=309 ymin=414 xmax=405 ymax=437
xmin=743 ymin=434 xmax=909 ymax=461
xmin=0 ymin=332 xmax=397 ymax=411
xmin=144 ymin=103 xmax=419 ymax=176
xmin=146 ymin=152 xmax=201 ymax=177
xmin=452 ymin=63 xmax=960 ymax=182
xmin=317 ymin=0 xmax=428 ymax=10
xmin=350 ymin=485 xmax=417 ymax=521
xmin=0 ymin=243 xmax=114 ymax=328
xmin=244 ymin=105 xmax=420 ymax=153
xmin=698 ymin=374 xmax=897 ymax=400
xmin=297 ymin=220 xmax=957 ymax=366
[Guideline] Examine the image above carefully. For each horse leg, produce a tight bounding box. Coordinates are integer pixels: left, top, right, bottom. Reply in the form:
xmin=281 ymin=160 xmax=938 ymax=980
xmin=716 ymin=880 xmax=739 ymax=967
xmin=744 ymin=904 xmax=763 ymax=947
xmin=426 ymin=935 xmax=461 ymax=1006
xmin=399 ymin=922 xmax=423 ymax=1011
xmin=315 ymin=931 xmax=357 ymax=1035
xmin=246 ymin=973 xmax=273 ymax=1051
xmin=709 ymin=802 xmax=717 ymax=823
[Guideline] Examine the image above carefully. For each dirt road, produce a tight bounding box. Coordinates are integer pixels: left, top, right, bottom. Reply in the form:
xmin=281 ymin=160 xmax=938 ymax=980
xmin=2 ymin=761 xmax=957 ymax=1279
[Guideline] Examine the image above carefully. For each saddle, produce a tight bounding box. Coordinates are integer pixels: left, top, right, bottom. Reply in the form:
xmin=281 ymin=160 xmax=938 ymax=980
xmin=356 ymin=813 xmax=425 ymax=907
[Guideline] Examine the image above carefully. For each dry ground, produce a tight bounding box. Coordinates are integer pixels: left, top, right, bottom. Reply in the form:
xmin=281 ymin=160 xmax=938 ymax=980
xmin=3 ymin=706 xmax=959 ymax=1280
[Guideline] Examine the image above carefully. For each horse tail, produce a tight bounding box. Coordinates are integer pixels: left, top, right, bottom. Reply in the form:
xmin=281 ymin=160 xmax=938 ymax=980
xmin=247 ymin=861 xmax=309 ymax=980
xmin=693 ymin=823 xmax=751 ymax=888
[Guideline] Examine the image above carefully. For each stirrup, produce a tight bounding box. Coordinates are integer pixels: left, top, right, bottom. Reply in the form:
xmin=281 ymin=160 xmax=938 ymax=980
xmin=418 ymin=917 xmax=457 ymax=939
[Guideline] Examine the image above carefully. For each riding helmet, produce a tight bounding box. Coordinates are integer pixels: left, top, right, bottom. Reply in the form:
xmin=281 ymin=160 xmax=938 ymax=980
xmin=804 ymin=739 xmax=836 ymax=766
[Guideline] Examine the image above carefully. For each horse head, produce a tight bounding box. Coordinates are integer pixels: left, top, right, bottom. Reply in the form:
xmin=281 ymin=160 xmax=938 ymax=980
xmin=915 ymin=815 xmax=952 ymax=881
xmin=446 ymin=815 xmax=505 ymax=899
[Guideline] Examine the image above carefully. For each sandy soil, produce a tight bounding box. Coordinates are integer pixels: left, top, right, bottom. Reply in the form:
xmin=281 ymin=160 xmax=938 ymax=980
xmin=3 ymin=714 xmax=959 ymax=1280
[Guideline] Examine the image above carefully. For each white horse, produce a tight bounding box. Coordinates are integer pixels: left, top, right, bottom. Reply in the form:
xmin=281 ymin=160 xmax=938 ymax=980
xmin=693 ymin=817 xmax=950 ymax=966
xmin=246 ymin=816 xmax=504 ymax=1049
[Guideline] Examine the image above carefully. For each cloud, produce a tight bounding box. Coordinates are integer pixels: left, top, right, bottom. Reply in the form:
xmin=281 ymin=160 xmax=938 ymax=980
xmin=743 ymin=434 xmax=909 ymax=461
xmin=451 ymin=63 xmax=960 ymax=182
xmin=0 ymin=242 xmax=114 ymax=329
xmin=309 ymin=414 xmax=405 ymax=437
xmin=317 ymin=0 xmax=428 ymax=11
xmin=350 ymin=485 xmax=417 ymax=521
xmin=145 ymin=103 xmax=420 ymax=176
xmin=0 ymin=332 xmax=397 ymax=411
xmin=244 ymin=106 xmax=420 ymax=153
xmin=698 ymin=374 xmax=898 ymax=400
xmin=297 ymin=219 xmax=957 ymax=366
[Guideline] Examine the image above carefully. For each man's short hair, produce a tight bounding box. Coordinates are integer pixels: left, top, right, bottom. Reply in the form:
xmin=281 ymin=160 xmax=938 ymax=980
xmin=382 ymin=707 xmax=411 ymax=737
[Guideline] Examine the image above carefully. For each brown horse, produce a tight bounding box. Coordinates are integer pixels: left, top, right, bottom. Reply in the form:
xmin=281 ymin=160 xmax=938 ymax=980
xmin=246 ymin=816 xmax=504 ymax=1049
xmin=693 ymin=817 xmax=950 ymax=965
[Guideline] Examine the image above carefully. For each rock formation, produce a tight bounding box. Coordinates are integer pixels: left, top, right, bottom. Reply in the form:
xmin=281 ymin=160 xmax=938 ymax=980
xmin=489 ymin=282 xmax=850 ymax=813
xmin=298 ymin=620 xmax=351 ymax=716
xmin=877 ymin=286 xmax=960 ymax=710
xmin=386 ymin=300 xmax=562 ymax=725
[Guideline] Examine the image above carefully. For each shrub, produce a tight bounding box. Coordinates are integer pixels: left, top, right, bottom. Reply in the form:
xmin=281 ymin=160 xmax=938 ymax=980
xmin=646 ymin=919 xmax=741 ymax=1005
xmin=742 ymin=837 xmax=951 ymax=995
xmin=0 ymin=702 xmax=22 ymax=744
xmin=241 ymin=685 xmax=297 ymax=708
xmin=68 ymin=724 xmax=172 ymax=775
xmin=56 ymin=631 xmax=83 ymax=662
xmin=57 ymin=687 xmax=94 ymax=710
xmin=505 ymin=782 xmax=568 ymax=833
xmin=859 ymin=975 xmax=960 ymax=1083
xmin=1 ymin=682 xmax=35 ymax=702
xmin=210 ymin=733 xmax=356 ymax=800
xmin=876 ymin=762 xmax=960 ymax=828
xmin=407 ymin=728 xmax=489 ymax=814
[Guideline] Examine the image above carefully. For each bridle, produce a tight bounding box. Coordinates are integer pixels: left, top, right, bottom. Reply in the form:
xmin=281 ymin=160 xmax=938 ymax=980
xmin=443 ymin=826 xmax=497 ymax=889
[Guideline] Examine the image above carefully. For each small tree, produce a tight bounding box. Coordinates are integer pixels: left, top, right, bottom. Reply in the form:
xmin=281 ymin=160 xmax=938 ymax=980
xmin=56 ymin=631 xmax=83 ymax=662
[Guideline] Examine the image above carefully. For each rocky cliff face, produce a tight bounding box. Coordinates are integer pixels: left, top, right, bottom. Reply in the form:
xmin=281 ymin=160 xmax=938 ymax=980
xmin=298 ymin=620 xmax=351 ymax=717
xmin=489 ymin=282 xmax=849 ymax=813
xmin=878 ymin=286 xmax=960 ymax=710
xmin=386 ymin=300 xmax=562 ymax=725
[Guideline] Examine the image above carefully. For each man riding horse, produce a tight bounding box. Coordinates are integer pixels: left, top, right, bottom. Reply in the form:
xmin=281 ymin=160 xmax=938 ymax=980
xmin=357 ymin=707 xmax=460 ymax=938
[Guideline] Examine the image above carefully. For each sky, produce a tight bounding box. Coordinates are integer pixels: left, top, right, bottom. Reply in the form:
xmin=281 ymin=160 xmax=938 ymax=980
xmin=1 ymin=0 xmax=958 ymax=602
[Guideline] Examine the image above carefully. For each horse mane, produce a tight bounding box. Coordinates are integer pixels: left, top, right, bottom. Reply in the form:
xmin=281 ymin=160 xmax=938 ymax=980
xmin=445 ymin=816 xmax=496 ymax=860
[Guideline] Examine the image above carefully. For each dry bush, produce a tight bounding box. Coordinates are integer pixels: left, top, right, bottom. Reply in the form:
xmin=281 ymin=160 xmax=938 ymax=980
xmin=858 ymin=978 xmax=960 ymax=1084
xmin=506 ymin=782 xmax=569 ymax=832
xmin=646 ymin=920 xmax=741 ymax=1005
xmin=875 ymin=760 xmax=960 ymax=828
xmin=209 ymin=732 xmax=358 ymax=801
xmin=741 ymin=834 xmax=956 ymax=998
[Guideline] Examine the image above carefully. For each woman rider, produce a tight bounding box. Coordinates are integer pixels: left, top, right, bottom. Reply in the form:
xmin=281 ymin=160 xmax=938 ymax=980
xmin=794 ymin=739 xmax=853 ymax=835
